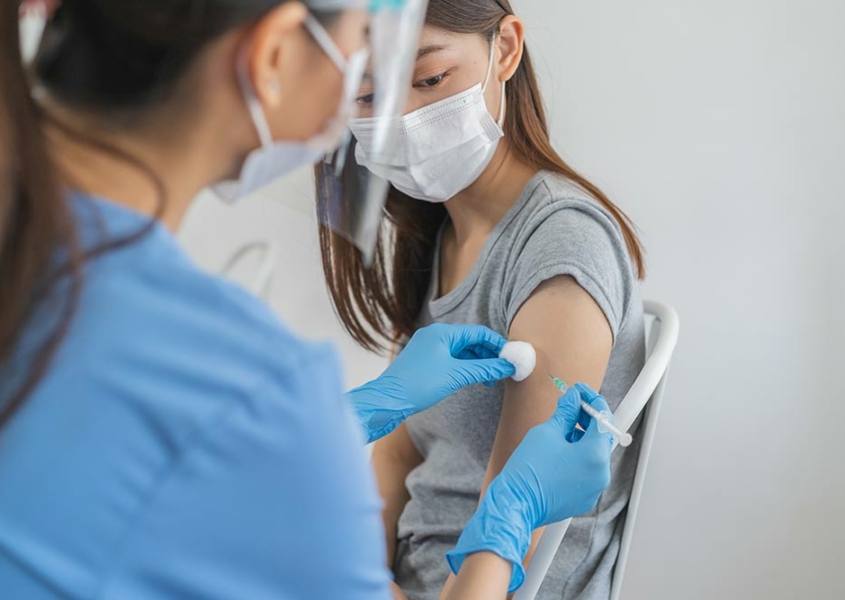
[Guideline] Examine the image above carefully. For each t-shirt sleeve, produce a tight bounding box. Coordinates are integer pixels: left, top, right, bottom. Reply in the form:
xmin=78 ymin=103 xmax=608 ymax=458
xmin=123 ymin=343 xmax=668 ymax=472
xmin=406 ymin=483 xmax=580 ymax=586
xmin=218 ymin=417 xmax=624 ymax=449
xmin=502 ymin=192 xmax=638 ymax=341
xmin=98 ymin=345 xmax=392 ymax=600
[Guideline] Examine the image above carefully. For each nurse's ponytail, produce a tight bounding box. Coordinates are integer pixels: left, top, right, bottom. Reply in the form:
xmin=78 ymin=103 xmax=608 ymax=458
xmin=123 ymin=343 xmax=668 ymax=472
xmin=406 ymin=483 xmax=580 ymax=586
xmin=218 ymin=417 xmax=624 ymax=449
xmin=0 ymin=0 xmax=84 ymax=425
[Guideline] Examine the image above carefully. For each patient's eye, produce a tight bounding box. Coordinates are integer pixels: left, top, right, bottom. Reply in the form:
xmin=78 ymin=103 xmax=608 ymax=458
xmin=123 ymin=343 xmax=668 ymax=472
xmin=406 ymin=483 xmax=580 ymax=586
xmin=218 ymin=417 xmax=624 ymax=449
xmin=356 ymin=92 xmax=375 ymax=105
xmin=414 ymin=72 xmax=450 ymax=89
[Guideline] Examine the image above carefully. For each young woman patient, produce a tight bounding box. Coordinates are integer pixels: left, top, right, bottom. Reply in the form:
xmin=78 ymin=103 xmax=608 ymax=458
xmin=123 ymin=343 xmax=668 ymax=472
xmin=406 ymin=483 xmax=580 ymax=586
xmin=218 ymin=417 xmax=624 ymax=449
xmin=318 ymin=1 xmax=646 ymax=599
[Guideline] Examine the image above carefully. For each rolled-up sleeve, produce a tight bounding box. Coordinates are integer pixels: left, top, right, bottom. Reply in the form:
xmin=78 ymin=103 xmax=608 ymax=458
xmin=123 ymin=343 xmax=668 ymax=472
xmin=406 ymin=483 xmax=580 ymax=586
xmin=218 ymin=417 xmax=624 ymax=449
xmin=502 ymin=196 xmax=637 ymax=342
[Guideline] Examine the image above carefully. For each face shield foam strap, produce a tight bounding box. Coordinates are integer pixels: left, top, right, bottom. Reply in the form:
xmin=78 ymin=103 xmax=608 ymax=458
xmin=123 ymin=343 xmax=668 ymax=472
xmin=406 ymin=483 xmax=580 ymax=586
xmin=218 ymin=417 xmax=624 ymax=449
xmin=305 ymin=0 xmax=367 ymax=9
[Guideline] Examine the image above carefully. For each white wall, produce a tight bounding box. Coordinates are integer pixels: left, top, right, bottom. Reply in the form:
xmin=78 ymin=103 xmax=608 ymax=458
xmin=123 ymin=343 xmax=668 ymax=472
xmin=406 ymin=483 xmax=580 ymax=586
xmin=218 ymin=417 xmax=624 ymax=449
xmin=515 ymin=1 xmax=845 ymax=598
xmin=180 ymin=1 xmax=845 ymax=597
xmin=179 ymin=174 xmax=390 ymax=391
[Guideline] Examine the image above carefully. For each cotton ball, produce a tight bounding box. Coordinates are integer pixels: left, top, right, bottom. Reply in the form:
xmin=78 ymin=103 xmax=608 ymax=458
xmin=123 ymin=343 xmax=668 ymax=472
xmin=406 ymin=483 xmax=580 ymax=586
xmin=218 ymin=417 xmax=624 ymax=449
xmin=499 ymin=341 xmax=537 ymax=382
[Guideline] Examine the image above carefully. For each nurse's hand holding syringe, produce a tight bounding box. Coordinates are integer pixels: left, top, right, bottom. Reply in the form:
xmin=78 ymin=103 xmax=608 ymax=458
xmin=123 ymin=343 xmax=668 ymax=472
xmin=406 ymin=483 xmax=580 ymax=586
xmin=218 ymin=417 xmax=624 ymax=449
xmin=445 ymin=384 xmax=615 ymax=594
xmin=549 ymin=376 xmax=633 ymax=447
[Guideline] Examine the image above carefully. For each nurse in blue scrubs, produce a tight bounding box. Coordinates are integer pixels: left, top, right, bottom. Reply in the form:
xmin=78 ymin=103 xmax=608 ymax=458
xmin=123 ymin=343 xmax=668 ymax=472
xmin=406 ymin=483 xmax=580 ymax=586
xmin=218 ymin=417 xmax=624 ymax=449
xmin=0 ymin=1 xmax=614 ymax=598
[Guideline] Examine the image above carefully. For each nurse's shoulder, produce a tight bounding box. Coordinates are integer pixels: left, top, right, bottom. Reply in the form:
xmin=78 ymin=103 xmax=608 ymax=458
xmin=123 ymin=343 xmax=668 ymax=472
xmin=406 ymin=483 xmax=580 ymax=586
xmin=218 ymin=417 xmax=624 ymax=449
xmin=0 ymin=196 xmax=386 ymax=599
xmin=66 ymin=195 xmax=342 ymax=438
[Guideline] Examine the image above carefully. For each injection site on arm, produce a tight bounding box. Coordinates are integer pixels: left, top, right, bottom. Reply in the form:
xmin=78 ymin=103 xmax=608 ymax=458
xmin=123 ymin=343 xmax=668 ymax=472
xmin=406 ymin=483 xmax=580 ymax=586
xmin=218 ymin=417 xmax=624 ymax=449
xmin=499 ymin=341 xmax=633 ymax=447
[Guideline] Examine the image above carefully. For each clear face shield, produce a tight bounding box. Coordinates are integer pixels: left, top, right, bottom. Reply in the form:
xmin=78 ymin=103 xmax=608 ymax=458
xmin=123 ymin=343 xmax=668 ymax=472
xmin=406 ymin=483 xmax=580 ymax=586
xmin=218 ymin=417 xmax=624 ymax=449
xmin=318 ymin=0 xmax=429 ymax=266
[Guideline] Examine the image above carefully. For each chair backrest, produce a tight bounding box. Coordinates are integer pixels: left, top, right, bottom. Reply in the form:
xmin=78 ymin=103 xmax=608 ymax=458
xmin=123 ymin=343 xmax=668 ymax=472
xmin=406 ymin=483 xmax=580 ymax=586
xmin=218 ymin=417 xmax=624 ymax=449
xmin=219 ymin=241 xmax=280 ymax=300
xmin=514 ymin=301 xmax=680 ymax=600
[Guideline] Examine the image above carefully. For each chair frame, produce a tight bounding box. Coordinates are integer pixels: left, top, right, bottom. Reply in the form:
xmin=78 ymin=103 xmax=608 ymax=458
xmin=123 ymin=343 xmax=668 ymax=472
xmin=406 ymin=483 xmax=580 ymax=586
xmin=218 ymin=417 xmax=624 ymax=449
xmin=514 ymin=300 xmax=680 ymax=600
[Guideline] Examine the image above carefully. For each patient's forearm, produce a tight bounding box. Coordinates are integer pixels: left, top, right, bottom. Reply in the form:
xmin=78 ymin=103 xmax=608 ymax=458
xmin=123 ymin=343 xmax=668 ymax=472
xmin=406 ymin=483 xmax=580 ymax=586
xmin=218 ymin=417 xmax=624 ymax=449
xmin=382 ymin=500 xmax=404 ymax=568
xmin=444 ymin=552 xmax=512 ymax=600
xmin=372 ymin=423 xmax=423 ymax=567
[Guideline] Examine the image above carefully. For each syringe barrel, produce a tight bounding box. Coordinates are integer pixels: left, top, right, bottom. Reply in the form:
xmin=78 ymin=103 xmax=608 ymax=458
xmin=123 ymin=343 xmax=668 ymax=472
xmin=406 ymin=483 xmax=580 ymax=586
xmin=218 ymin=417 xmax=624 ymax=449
xmin=580 ymin=401 xmax=633 ymax=447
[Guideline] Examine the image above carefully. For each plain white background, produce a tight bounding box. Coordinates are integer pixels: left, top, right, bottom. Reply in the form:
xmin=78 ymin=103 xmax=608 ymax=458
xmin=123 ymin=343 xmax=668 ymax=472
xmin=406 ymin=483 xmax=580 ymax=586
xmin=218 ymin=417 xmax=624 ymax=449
xmin=180 ymin=1 xmax=845 ymax=598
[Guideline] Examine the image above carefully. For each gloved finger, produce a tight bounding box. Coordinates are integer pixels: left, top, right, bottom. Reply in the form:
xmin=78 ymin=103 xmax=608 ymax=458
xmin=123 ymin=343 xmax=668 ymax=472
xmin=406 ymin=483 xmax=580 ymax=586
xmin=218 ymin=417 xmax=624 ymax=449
xmin=450 ymin=341 xmax=508 ymax=386
xmin=447 ymin=325 xmax=509 ymax=358
xmin=574 ymin=382 xmax=602 ymax=432
xmin=574 ymin=382 xmax=601 ymax=402
xmin=549 ymin=387 xmax=582 ymax=440
xmin=583 ymin=394 xmax=614 ymax=441
xmin=456 ymin=357 xmax=516 ymax=385
xmin=455 ymin=345 xmax=499 ymax=361
xmin=454 ymin=347 xmax=478 ymax=361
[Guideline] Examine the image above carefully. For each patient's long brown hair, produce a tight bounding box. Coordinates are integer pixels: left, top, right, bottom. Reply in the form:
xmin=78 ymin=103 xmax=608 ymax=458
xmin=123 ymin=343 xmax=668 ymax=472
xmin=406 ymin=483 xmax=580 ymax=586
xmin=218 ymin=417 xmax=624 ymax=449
xmin=317 ymin=0 xmax=645 ymax=353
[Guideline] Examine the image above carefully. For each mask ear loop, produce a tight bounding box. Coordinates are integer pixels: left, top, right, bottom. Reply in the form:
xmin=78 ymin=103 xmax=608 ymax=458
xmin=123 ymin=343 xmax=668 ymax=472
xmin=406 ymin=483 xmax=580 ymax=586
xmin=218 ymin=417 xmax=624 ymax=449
xmin=497 ymin=80 xmax=506 ymax=128
xmin=304 ymin=14 xmax=347 ymax=73
xmin=481 ymin=34 xmax=507 ymax=129
xmin=303 ymin=14 xmax=370 ymax=165
xmin=236 ymin=44 xmax=275 ymax=151
xmin=481 ymin=34 xmax=497 ymax=93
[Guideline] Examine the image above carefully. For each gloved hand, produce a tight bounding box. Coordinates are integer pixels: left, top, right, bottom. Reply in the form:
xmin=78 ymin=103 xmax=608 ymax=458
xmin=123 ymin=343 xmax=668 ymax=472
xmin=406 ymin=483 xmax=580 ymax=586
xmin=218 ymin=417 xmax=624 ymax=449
xmin=446 ymin=384 xmax=614 ymax=592
xmin=348 ymin=324 xmax=516 ymax=444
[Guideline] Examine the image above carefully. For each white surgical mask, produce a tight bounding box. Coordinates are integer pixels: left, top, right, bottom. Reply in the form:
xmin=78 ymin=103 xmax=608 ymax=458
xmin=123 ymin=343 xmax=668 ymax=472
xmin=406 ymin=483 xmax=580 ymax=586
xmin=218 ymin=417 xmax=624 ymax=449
xmin=215 ymin=15 xmax=368 ymax=203
xmin=349 ymin=36 xmax=505 ymax=203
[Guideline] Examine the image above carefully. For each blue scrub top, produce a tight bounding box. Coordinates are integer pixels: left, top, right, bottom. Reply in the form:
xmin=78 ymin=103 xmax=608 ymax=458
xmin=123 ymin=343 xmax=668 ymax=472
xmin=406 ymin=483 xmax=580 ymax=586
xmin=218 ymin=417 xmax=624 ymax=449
xmin=0 ymin=195 xmax=391 ymax=599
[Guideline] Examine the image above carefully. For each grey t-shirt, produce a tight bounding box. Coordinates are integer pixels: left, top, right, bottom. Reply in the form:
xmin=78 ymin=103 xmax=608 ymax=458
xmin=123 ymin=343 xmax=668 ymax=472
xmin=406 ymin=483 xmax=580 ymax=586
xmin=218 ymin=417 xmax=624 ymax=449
xmin=394 ymin=171 xmax=646 ymax=600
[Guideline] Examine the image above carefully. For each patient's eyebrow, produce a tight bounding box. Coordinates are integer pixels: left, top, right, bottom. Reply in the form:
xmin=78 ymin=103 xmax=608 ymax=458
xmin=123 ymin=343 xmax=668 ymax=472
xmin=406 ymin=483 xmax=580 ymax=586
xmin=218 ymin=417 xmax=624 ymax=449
xmin=417 ymin=44 xmax=449 ymax=59
xmin=359 ymin=44 xmax=449 ymax=84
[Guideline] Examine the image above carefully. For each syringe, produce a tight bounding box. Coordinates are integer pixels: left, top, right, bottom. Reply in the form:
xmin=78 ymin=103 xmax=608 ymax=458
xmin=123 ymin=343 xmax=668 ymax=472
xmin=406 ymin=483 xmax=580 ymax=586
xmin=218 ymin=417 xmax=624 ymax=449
xmin=549 ymin=375 xmax=633 ymax=447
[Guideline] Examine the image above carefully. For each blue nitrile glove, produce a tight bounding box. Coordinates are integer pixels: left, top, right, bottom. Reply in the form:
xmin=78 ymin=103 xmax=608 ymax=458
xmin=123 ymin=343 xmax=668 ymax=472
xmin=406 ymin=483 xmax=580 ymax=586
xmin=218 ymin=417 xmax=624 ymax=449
xmin=446 ymin=384 xmax=614 ymax=592
xmin=348 ymin=324 xmax=516 ymax=444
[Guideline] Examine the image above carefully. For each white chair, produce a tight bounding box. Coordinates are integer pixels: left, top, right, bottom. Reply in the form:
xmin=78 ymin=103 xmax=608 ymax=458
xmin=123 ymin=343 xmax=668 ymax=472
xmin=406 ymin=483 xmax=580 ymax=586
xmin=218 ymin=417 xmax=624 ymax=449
xmin=220 ymin=241 xmax=280 ymax=300
xmin=514 ymin=300 xmax=680 ymax=600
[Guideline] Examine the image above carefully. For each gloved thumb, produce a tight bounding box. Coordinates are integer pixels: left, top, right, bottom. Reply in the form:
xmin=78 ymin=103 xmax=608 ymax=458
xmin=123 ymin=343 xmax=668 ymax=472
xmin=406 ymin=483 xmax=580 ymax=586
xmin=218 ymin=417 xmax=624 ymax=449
xmin=583 ymin=393 xmax=613 ymax=439
xmin=549 ymin=387 xmax=582 ymax=439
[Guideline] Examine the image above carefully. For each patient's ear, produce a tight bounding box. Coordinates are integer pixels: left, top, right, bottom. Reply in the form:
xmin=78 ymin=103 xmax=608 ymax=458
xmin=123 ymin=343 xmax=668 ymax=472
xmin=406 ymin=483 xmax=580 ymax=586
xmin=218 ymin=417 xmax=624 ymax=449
xmin=496 ymin=15 xmax=525 ymax=83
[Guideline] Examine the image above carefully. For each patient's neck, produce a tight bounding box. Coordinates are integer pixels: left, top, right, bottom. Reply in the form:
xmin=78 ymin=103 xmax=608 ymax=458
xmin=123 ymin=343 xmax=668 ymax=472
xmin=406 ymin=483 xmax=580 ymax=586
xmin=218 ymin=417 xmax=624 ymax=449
xmin=444 ymin=141 xmax=537 ymax=244
xmin=437 ymin=143 xmax=537 ymax=296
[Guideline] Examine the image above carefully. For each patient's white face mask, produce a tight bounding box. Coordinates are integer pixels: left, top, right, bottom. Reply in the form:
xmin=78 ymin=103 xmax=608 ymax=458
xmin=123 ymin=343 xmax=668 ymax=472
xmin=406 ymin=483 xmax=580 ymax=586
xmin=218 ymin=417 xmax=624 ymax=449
xmin=348 ymin=36 xmax=505 ymax=204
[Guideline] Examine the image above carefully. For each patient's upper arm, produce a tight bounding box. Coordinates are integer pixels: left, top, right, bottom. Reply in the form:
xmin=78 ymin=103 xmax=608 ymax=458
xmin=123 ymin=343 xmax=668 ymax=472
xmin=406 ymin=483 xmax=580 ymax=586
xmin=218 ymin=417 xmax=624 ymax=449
xmin=482 ymin=275 xmax=613 ymax=490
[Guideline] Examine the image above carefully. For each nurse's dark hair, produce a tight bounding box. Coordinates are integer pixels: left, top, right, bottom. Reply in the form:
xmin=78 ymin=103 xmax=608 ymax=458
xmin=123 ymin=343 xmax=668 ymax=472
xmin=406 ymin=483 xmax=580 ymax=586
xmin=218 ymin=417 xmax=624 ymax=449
xmin=0 ymin=0 xmax=329 ymax=426
xmin=318 ymin=0 xmax=646 ymax=353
